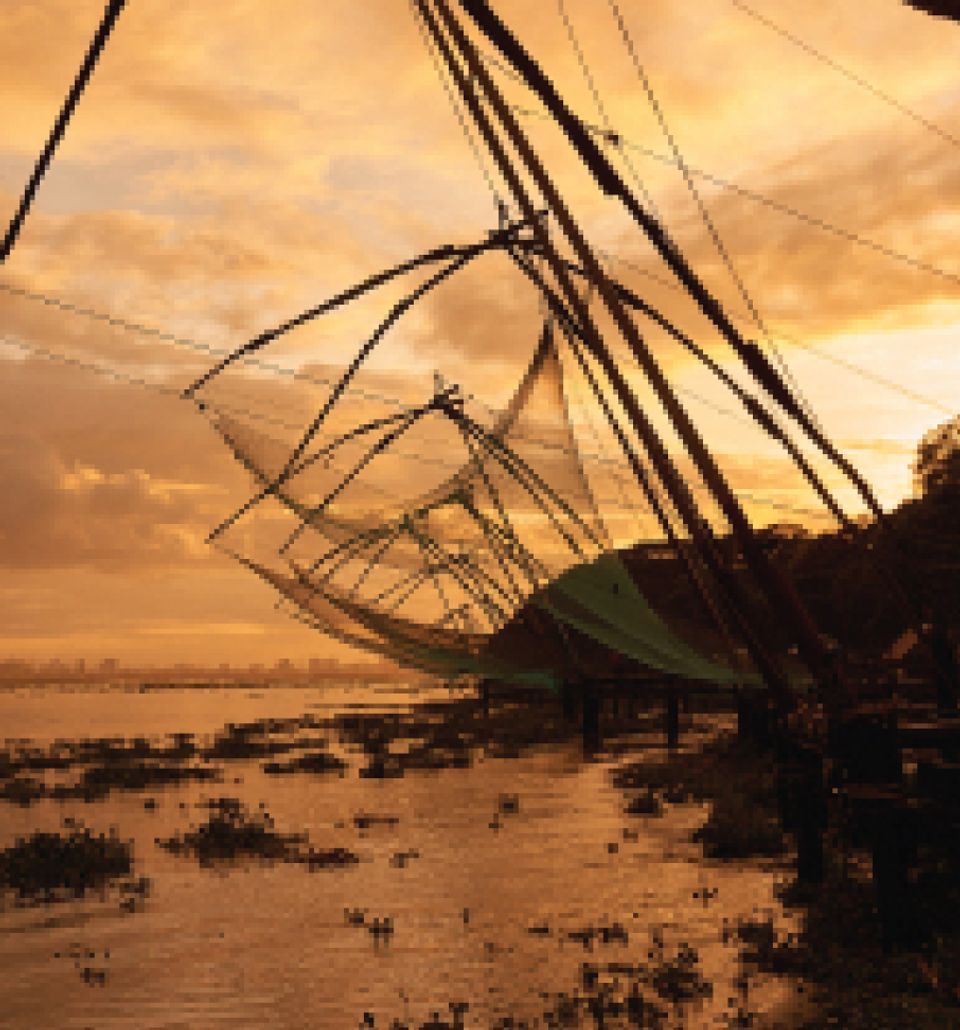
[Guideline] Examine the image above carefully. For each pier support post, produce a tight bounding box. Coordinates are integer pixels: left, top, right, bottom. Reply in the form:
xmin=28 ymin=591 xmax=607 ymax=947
xmin=871 ymin=807 xmax=918 ymax=952
xmin=478 ymin=678 xmax=490 ymax=718
xmin=738 ymin=691 xmax=772 ymax=750
xmin=560 ymin=680 xmax=580 ymax=723
xmin=582 ymin=687 xmax=601 ymax=755
xmin=778 ymin=745 xmax=826 ymax=885
xmin=795 ymin=782 xmax=825 ymax=886
xmin=666 ymin=692 xmax=680 ymax=751
xmin=931 ymin=621 xmax=959 ymax=716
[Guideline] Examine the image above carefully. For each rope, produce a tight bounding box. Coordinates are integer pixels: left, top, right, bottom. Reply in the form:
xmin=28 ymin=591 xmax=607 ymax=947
xmin=409 ymin=0 xmax=505 ymax=210
xmin=730 ymin=0 xmax=960 ymax=152
xmin=508 ymin=102 xmax=960 ymax=292
xmin=606 ymin=0 xmax=819 ymax=430
xmin=555 ymin=0 xmax=663 ymax=223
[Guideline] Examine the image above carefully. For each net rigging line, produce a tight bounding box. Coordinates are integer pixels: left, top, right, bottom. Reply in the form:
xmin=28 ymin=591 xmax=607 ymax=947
xmin=498 ymin=102 xmax=960 ymax=293
xmin=0 ymin=333 xmax=299 ymax=435
xmin=204 ymin=215 xmax=536 ymax=545
xmin=0 ymin=257 xmax=907 ymax=535
xmin=516 ymin=242 xmax=850 ymax=527
xmin=604 ymin=0 xmax=817 ymax=430
xmin=1 ymin=0 xmax=128 ymax=264
xmin=730 ymin=0 xmax=960 ymax=152
xmin=184 ymin=227 xmax=534 ymax=399
xmin=427 ymin=0 xmax=826 ymax=693
xmin=0 ymin=276 xmax=452 ymax=412
xmin=555 ymin=0 xmax=663 ymax=225
xmin=455 ymin=0 xmax=879 ymax=536
xmin=5 ymin=269 xmax=847 ymax=518
xmin=409 ymin=0 xmax=505 ymax=213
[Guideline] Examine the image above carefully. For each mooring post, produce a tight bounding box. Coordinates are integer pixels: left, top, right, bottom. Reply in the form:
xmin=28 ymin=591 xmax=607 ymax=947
xmin=561 ymin=680 xmax=580 ymax=723
xmin=478 ymin=678 xmax=490 ymax=718
xmin=777 ymin=741 xmax=826 ymax=885
xmin=610 ymin=688 xmax=621 ymax=723
xmin=795 ymin=756 xmax=826 ymax=886
xmin=582 ymin=685 xmax=601 ymax=755
xmin=666 ymin=691 xmax=680 ymax=751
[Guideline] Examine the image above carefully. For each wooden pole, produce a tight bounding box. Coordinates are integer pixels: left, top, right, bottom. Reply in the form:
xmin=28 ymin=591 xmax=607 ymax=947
xmin=665 ymin=692 xmax=679 ymax=751
xmin=417 ymin=0 xmax=803 ymax=713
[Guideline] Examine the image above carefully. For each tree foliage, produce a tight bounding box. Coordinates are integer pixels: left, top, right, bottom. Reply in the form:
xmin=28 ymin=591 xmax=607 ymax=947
xmin=914 ymin=415 xmax=960 ymax=498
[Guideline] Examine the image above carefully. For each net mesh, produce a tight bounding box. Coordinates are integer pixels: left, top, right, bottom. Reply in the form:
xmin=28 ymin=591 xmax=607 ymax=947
xmin=196 ymin=307 xmax=744 ymax=687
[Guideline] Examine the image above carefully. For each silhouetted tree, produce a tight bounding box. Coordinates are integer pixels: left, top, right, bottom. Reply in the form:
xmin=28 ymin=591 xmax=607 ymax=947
xmin=914 ymin=415 xmax=960 ymax=498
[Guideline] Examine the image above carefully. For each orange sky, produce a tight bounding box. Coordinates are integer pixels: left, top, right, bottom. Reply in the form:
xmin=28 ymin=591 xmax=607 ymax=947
xmin=1 ymin=0 xmax=958 ymax=664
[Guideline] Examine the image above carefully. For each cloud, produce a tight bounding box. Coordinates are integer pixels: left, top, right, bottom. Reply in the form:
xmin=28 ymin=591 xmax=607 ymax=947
xmin=0 ymin=354 xmax=250 ymax=571
xmin=0 ymin=430 xmax=204 ymax=569
xmin=1 ymin=0 xmax=956 ymax=661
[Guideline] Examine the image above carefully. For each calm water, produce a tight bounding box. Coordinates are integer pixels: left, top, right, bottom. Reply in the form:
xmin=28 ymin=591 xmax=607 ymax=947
xmin=0 ymin=683 xmax=809 ymax=1029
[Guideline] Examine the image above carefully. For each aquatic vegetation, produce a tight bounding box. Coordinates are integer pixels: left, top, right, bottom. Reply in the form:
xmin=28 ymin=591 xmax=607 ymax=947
xmin=390 ymin=848 xmax=420 ymax=868
xmin=0 ymin=821 xmax=133 ymax=902
xmin=612 ymin=732 xmax=784 ymax=859
xmin=624 ymin=789 xmax=663 ymax=817
xmin=0 ymin=733 xmax=217 ymax=805
xmin=648 ymin=938 xmax=712 ymax=1005
xmin=343 ymin=908 xmax=395 ymax=939
xmin=262 ymin=749 xmax=347 ymax=776
xmin=202 ymin=723 xmax=298 ymax=760
xmin=692 ymin=790 xmax=785 ymax=859
xmin=565 ymin=921 xmax=629 ymax=949
xmin=158 ymin=797 xmax=302 ymax=864
xmin=158 ymin=796 xmax=358 ymax=870
xmin=353 ymin=812 xmax=400 ymax=830
xmin=0 ymin=775 xmax=46 ymax=806
xmin=72 ymin=760 xmax=218 ymax=798
xmin=53 ymin=944 xmax=112 ymax=988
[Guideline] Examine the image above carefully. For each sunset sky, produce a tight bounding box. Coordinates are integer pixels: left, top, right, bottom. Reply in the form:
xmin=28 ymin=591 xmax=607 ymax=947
xmin=1 ymin=0 xmax=958 ymax=665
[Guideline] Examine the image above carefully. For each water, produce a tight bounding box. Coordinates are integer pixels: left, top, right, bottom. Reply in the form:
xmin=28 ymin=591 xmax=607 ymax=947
xmin=0 ymin=683 xmax=809 ymax=1029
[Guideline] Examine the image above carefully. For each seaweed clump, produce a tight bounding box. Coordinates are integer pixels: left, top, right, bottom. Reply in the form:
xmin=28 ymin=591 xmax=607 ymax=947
xmin=0 ymin=820 xmax=133 ymax=903
xmin=692 ymin=790 xmax=785 ymax=859
xmin=158 ymin=797 xmax=358 ymax=870
xmin=612 ymin=732 xmax=785 ymax=860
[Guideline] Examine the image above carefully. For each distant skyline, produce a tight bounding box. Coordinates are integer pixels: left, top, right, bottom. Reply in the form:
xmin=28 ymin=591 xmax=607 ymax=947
xmin=2 ymin=1 xmax=958 ymax=663
xmin=0 ymin=653 xmax=412 ymax=684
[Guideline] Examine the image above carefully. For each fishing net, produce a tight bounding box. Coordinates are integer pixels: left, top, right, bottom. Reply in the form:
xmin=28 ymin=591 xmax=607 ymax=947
xmin=189 ymin=235 xmax=747 ymax=688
